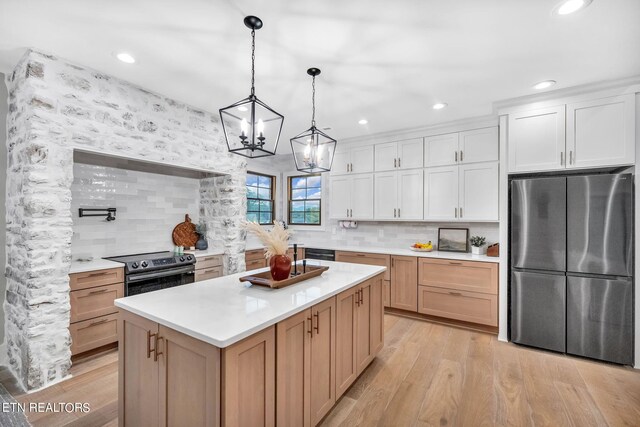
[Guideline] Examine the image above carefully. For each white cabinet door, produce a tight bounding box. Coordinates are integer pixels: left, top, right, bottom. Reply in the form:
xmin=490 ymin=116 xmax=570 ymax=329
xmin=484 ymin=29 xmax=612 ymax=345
xmin=424 ymin=133 xmax=459 ymax=167
xmin=350 ymin=174 xmax=374 ymax=220
xmin=508 ymin=105 xmax=566 ymax=173
xmin=329 ymin=175 xmax=350 ymax=219
xmin=567 ymin=95 xmax=635 ymax=169
xmin=350 ymin=146 xmax=374 ymax=174
xmin=374 ymin=172 xmax=398 ymax=220
xmin=374 ymin=142 xmax=397 ymax=172
xmin=459 ymin=127 xmax=498 ymax=164
xmin=398 ymin=169 xmax=423 ymax=220
xmin=331 ymin=151 xmax=350 ymax=176
xmin=458 ymin=162 xmax=499 ymax=222
xmin=397 ymin=138 xmax=424 ymax=170
xmin=424 ymin=166 xmax=458 ymax=221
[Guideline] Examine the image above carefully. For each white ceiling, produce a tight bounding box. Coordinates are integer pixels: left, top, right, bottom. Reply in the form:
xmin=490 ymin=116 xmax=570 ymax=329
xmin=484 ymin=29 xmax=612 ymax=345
xmin=1 ymin=0 xmax=639 ymax=153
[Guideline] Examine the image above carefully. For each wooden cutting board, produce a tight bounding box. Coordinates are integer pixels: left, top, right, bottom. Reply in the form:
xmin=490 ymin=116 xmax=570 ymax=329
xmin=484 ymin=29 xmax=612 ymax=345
xmin=172 ymin=214 xmax=199 ymax=247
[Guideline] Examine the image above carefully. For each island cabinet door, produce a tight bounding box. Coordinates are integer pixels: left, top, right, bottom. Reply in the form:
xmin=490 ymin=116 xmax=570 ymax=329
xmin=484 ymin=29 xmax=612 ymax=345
xmin=355 ymin=282 xmax=373 ymax=375
xmin=390 ymin=256 xmax=418 ymax=312
xmin=158 ymin=325 xmax=220 ymax=427
xmin=369 ymin=276 xmax=384 ymax=357
xmin=335 ymin=288 xmax=358 ymax=398
xmin=310 ymin=297 xmax=336 ymax=426
xmin=276 ymin=309 xmax=312 ymax=427
xmin=222 ymin=326 xmax=276 ymax=427
xmin=118 ymin=311 xmax=160 ymax=427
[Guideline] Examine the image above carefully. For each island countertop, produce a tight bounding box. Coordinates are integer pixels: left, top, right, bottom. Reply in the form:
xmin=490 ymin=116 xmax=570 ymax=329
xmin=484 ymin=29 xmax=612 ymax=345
xmin=114 ymin=260 xmax=386 ymax=348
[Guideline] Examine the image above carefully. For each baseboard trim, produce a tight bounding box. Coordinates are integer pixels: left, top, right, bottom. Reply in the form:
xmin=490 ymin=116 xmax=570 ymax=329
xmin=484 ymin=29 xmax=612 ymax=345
xmin=384 ymin=307 xmax=499 ymax=335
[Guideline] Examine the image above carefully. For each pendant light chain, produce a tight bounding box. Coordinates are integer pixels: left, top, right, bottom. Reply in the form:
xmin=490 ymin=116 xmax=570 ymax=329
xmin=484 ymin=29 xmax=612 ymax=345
xmin=250 ymin=29 xmax=256 ymax=96
xmin=311 ymin=75 xmax=316 ymax=127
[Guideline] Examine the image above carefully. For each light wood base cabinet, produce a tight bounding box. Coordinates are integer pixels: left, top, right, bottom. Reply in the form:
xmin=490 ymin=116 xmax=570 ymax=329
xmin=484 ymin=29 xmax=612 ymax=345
xmin=418 ymin=286 xmax=498 ymax=327
xmin=390 ymin=255 xmax=418 ymax=311
xmin=335 ymin=251 xmax=391 ymax=307
xmin=195 ymin=255 xmax=224 ymax=281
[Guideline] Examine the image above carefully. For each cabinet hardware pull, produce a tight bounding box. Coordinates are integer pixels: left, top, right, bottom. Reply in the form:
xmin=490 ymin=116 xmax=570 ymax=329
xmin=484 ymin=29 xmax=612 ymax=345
xmin=154 ymin=336 xmax=164 ymax=362
xmin=560 ymin=152 xmax=564 ymax=165
xmin=88 ymin=271 xmax=110 ymax=277
xmin=147 ymin=331 xmax=156 ymax=359
xmin=356 ymin=254 xmax=366 ymax=257
xmin=448 ymin=261 xmax=463 ymax=265
xmin=88 ymin=288 xmax=108 ymax=295
xmin=313 ymin=313 xmax=319 ymax=334
xmin=360 ymin=289 xmax=364 ymax=304
xmin=454 ymin=207 xmax=458 ymax=218
xmin=350 ymin=209 xmax=353 ymax=217
xmin=88 ymin=318 xmax=108 ymax=327
xmin=455 ymin=151 xmax=458 ymax=162
xmin=449 ymin=292 xmax=462 ymax=296
xmin=459 ymin=207 xmax=463 ymax=218
xmin=394 ymin=158 xmax=397 ymax=168
xmin=460 ymin=150 xmax=463 ymax=162
xmin=204 ymin=269 xmax=219 ymax=274
xmin=350 ymin=163 xmax=353 ymax=172
xmin=569 ymin=150 xmax=573 ymax=165
xmin=307 ymin=317 xmax=312 ymax=335
xmin=398 ymin=158 xmax=401 ymax=168
xmin=355 ymin=291 xmax=360 ymax=307
xmin=393 ymin=208 xmax=397 ymax=218
xmin=398 ymin=208 xmax=400 ymax=218
xmin=346 ymin=208 xmax=349 ymax=217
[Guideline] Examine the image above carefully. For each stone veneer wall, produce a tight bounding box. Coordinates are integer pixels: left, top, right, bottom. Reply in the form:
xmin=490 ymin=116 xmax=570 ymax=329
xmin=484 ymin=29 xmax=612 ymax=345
xmin=4 ymin=50 xmax=246 ymax=390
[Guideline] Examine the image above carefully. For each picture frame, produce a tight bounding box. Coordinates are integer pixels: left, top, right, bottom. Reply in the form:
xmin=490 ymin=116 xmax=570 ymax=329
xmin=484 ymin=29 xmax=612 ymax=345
xmin=437 ymin=228 xmax=469 ymax=253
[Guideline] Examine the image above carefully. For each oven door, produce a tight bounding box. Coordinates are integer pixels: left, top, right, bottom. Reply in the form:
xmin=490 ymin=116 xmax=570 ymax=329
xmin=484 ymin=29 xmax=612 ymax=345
xmin=125 ymin=265 xmax=195 ymax=296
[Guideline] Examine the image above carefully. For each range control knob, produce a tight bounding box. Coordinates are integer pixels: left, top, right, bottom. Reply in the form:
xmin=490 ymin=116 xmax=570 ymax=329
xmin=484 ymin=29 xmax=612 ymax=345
xmin=186 ymin=255 xmax=193 ymax=261
xmin=131 ymin=262 xmax=139 ymax=269
xmin=180 ymin=257 xmax=185 ymax=262
xmin=141 ymin=261 xmax=148 ymax=268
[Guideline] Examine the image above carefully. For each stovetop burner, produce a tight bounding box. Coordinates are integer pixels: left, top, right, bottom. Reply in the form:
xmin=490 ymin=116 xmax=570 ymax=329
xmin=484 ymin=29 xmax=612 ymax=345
xmin=105 ymin=251 xmax=195 ymax=275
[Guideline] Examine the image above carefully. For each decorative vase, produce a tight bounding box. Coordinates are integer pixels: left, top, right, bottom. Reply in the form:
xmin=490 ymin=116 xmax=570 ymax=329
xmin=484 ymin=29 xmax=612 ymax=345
xmin=269 ymin=254 xmax=292 ymax=281
xmin=195 ymin=234 xmax=208 ymax=250
xmin=471 ymin=245 xmax=486 ymax=255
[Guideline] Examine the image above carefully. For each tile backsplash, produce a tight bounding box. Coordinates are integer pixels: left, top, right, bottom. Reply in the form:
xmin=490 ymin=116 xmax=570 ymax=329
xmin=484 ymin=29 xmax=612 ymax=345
xmin=71 ymin=162 xmax=201 ymax=259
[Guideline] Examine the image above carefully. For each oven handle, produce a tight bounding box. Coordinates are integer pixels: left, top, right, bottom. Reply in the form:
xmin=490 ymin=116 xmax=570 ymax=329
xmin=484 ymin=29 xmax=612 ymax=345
xmin=127 ymin=266 xmax=195 ymax=283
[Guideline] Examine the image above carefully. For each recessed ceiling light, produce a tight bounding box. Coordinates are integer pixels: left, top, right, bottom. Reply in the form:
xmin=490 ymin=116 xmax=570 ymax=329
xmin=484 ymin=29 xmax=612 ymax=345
xmin=533 ymin=80 xmax=557 ymax=90
xmin=116 ymin=52 xmax=136 ymax=64
xmin=432 ymin=103 xmax=447 ymax=110
xmin=237 ymin=106 xmax=248 ymax=112
xmin=358 ymin=119 xmax=368 ymax=125
xmin=554 ymin=0 xmax=592 ymax=15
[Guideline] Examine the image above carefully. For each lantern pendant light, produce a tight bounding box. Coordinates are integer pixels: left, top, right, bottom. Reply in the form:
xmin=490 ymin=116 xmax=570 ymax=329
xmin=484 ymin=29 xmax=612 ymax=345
xmin=290 ymin=68 xmax=337 ymax=173
xmin=219 ymin=16 xmax=284 ymax=158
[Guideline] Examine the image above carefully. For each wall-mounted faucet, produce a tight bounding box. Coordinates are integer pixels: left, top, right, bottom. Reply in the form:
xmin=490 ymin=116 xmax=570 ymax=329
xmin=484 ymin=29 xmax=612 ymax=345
xmin=79 ymin=208 xmax=117 ymax=222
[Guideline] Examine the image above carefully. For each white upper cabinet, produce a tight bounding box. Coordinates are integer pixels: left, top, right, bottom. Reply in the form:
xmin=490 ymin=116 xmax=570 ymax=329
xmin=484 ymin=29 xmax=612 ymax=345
xmin=508 ymin=105 xmax=566 ymax=173
xmin=458 ymin=162 xmax=499 ymax=221
xmin=374 ymin=170 xmax=423 ymax=220
xmin=566 ymin=95 xmax=635 ymax=169
xmin=331 ymin=146 xmax=374 ymax=176
xmin=424 ymin=133 xmax=459 ymax=167
xmin=374 ymin=138 xmax=423 ymax=171
xmin=459 ymin=127 xmax=499 ymax=164
xmin=423 ymin=166 xmax=459 ymax=221
xmin=329 ymin=174 xmax=373 ymax=220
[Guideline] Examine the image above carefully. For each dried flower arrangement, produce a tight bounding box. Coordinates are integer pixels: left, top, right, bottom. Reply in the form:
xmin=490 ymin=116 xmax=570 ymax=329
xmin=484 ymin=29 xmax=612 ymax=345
xmin=244 ymin=221 xmax=293 ymax=258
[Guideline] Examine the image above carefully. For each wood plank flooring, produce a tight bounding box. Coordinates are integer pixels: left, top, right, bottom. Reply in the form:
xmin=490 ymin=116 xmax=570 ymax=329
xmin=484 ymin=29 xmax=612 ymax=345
xmin=0 ymin=314 xmax=638 ymax=427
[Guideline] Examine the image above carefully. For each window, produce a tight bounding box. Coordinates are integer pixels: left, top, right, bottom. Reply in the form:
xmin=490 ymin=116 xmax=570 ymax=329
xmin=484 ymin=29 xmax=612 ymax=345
xmin=246 ymin=172 xmax=275 ymax=225
xmin=288 ymin=174 xmax=322 ymax=225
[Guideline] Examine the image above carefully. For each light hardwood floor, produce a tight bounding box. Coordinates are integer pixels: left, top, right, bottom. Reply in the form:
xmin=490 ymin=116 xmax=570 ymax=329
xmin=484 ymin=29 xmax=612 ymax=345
xmin=1 ymin=314 xmax=639 ymax=427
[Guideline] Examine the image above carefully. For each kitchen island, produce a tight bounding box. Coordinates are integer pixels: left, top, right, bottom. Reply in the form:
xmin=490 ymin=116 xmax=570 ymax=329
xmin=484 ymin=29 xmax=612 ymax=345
xmin=115 ymin=260 xmax=386 ymax=427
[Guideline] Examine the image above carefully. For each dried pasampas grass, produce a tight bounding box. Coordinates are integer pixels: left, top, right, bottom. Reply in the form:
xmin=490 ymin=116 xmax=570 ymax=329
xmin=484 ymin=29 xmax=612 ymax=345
xmin=244 ymin=221 xmax=293 ymax=258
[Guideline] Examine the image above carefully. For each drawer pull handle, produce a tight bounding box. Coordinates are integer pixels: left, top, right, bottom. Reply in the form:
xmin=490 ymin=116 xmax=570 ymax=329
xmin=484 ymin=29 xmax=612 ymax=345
xmin=448 ymin=262 xmax=463 ymax=265
xmin=88 ymin=271 xmax=110 ymax=277
xmin=88 ymin=289 xmax=109 ymax=295
xmin=449 ymin=292 xmax=462 ymax=296
xmin=147 ymin=331 xmax=157 ymax=359
xmin=307 ymin=317 xmax=312 ymax=335
xmin=313 ymin=313 xmax=320 ymax=334
xmin=89 ymin=318 xmax=109 ymax=327
xmin=154 ymin=336 xmax=164 ymax=362
xmin=356 ymin=254 xmax=366 ymax=257
xmin=204 ymin=269 xmax=219 ymax=274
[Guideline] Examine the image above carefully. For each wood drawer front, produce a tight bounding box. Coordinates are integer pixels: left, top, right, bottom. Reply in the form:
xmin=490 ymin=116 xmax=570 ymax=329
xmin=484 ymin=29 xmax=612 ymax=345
xmin=195 ymin=266 xmax=223 ymax=282
xmin=336 ymin=251 xmax=391 ymax=281
xmin=196 ymin=255 xmax=223 ymax=270
xmin=418 ymin=259 xmax=498 ymax=294
xmin=70 ymin=313 xmax=119 ymax=355
xmin=70 ymin=283 xmax=123 ymax=323
xmin=245 ymin=249 xmax=265 ymax=262
xmin=246 ymin=258 xmax=267 ymax=270
xmin=286 ymin=247 xmax=304 ymax=260
xmin=418 ymin=286 xmax=497 ymax=327
xmin=70 ymin=268 xmax=124 ymax=291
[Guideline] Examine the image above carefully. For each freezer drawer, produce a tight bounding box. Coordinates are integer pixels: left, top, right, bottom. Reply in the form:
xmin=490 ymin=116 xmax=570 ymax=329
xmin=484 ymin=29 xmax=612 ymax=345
xmin=567 ymin=174 xmax=633 ymax=277
xmin=567 ymin=276 xmax=633 ymax=365
xmin=511 ymin=177 xmax=566 ymax=271
xmin=511 ymin=270 xmax=566 ymax=353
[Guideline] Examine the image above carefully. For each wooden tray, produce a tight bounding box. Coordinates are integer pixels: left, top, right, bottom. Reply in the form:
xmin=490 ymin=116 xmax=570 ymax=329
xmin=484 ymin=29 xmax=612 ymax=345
xmin=172 ymin=214 xmax=199 ymax=247
xmin=239 ymin=265 xmax=330 ymax=289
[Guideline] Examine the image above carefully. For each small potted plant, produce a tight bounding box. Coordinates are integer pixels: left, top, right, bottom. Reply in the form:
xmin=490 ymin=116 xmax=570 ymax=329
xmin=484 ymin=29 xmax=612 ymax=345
xmin=470 ymin=235 xmax=487 ymax=255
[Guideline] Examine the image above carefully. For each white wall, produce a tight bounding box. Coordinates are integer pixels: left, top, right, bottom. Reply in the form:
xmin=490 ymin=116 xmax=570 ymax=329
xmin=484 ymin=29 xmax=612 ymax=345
xmin=71 ymin=162 xmax=200 ymax=259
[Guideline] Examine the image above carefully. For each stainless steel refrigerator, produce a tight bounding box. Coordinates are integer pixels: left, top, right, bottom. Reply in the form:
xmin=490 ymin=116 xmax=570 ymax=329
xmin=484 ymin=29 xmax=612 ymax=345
xmin=510 ymin=173 xmax=634 ymax=365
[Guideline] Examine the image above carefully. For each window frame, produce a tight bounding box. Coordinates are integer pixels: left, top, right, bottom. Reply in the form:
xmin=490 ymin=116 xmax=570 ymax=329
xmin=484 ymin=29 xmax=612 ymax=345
xmin=287 ymin=174 xmax=322 ymax=226
xmin=246 ymin=171 xmax=276 ymax=225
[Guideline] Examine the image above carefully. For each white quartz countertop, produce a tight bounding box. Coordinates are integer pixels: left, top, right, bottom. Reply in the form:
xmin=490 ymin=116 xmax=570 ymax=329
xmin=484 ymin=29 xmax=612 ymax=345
xmin=69 ymin=258 xmax=124 ymax=274
xmin=246 ymin=242 xmax=499 ymax=263
xmin=115 ymin=260 xmax=386 ymax=348
xmin=184 ymin=249 xmax=225 ymax=258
